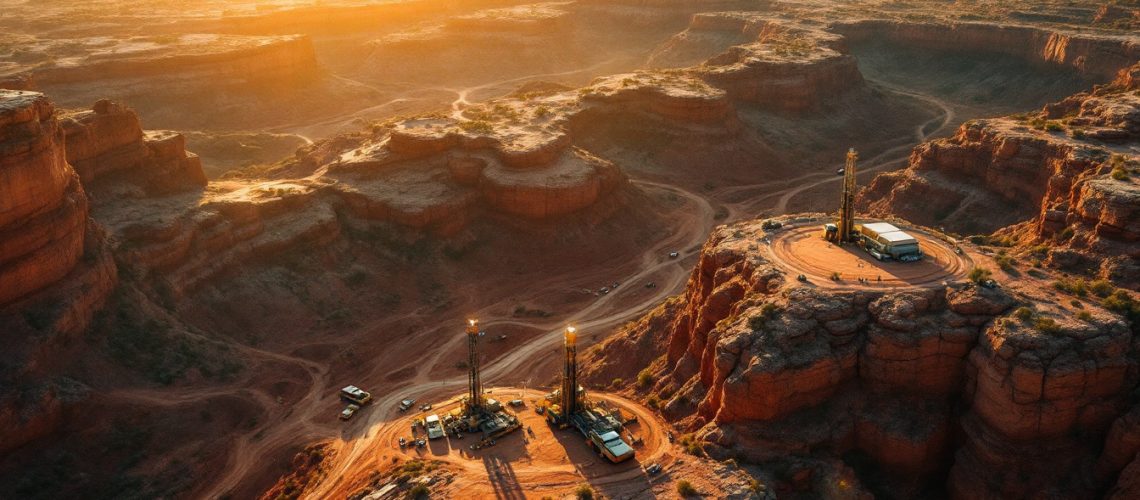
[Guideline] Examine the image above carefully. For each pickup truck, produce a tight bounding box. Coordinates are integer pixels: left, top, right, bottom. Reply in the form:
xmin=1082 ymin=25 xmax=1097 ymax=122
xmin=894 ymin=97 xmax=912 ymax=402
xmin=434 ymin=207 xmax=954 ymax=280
xmin=340 ymin=404 xmax=360 ymax=420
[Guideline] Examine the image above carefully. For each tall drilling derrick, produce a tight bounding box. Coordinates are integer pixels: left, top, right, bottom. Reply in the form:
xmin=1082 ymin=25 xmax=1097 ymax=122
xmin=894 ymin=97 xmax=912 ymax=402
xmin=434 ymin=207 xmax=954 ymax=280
xmin=561 ymin=326 xmax=579 ymax=417
xmin=465 ymin=319 xmax=483 ymax=415
xmin=838 ymin=148 xmax=859 ymax=243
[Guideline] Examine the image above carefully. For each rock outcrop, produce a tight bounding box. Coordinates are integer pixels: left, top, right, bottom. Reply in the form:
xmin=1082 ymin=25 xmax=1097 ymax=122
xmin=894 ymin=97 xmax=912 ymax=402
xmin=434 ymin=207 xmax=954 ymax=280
xmin=0 ymin=91 xmax=91 ymax=306
xmin=861 ymin=64 xmax=1140 ymax=287
xmin=583 ymin=216 xmax=1137 ymax=498
xmin=0 ymin=91 xmax=117 ymax=455
xmin=61 ymin=100 xmax=207 ymax=193
xmin=833 ymin=20 xmax=1140 ymax=81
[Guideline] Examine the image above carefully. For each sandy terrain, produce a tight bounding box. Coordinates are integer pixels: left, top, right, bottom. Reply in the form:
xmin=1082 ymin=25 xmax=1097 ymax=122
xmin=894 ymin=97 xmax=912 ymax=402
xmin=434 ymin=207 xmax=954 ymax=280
xmin=767 ymin=221 xmax=974 ymax=288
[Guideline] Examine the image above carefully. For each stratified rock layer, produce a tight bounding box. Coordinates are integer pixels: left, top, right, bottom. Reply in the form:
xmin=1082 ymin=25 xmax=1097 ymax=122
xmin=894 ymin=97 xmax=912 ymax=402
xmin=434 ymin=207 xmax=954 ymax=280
xmin=0 ymin=91 xmax=88 ymax=306
xmin=862 ymin=64 xmax=1140 ymax=287
xmin=583 ymin=216 xmax=1137 ymax=499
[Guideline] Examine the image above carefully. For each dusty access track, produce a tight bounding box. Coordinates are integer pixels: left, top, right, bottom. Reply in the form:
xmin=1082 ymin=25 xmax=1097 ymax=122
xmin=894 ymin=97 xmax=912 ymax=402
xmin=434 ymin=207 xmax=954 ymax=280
xmin=765 ymin=220 xmax=974 ymax=289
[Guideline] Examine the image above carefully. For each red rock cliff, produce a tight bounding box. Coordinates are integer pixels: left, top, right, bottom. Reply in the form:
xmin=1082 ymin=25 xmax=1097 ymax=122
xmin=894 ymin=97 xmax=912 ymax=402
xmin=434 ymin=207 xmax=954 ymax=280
xmin=582 ymin=216 xmax=1137 ymax=498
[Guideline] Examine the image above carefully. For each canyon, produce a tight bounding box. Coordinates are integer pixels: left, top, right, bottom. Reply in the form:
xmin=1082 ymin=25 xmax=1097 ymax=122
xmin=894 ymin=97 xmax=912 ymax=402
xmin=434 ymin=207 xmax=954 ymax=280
xmin=0 ymin=1 xmax=1136 ymax=499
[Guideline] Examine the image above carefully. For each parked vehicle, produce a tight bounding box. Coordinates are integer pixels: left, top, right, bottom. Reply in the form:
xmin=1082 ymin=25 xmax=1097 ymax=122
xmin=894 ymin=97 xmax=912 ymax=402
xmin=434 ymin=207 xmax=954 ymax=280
xmin=398 ymin=398 xmax=415 ymax=411
xmin=340 ymin=386 xmax=372 ymax=405
xmin=340 ymin=404 xmax=360 ymax=420
xmin=425 ymin=414 xmax=445 ymax=440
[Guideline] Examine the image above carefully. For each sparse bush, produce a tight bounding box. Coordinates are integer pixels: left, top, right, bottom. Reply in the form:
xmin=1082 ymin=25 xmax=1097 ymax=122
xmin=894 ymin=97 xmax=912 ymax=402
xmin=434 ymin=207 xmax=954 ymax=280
xmin=637 ymin=368 xmax=653 ymax=388
xmin=1076 ymin=311 xmax=1093 ymax=322
xmin=1090 ymin=279 xmax=1115 ymax=298
xmin=1045 ymin=122 xmax=1064 ymax=132
xmin=646 ymin=395 xmax=659 ymax=409
xmin=677 ymin=480 xmax=698 ymax=497
xmin=968 ymin=267 xmax=992 ymax=284
xmin=1014 ymin=306 xmax=1034 ymax=322
xmin=534 ymin=106 xmax=549 ymax=118
xmin=1112 ymin=165 xmax=1130 ymax=181
xmin=1032 ymin=316 xmax=1062 ymax=334
xmin=458 ymin=120 xmax=494 ymax=134
xmin=406 ymin=483 xmax=430 ymax=499
xmin=1057 ymin=227 xmax=1075 ymax=241
xmin=1070 ymin=128 xmax=1086 ymax=140
xmin=995 ymin=252 xmax=1016 ymax=272
xmin=1053 ymin=278 xmax=1089 ymax=298
xmin=749 ymin=303 xmax=783 ymax=331
xmin=575 ymin=484 xmax=594 ymax=500
xmin=1103 ymin=290 xmax=1140 ymax=321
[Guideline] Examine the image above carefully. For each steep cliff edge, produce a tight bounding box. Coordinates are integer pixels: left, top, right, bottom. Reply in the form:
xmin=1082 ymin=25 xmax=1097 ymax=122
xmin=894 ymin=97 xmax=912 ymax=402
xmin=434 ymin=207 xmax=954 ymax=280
xmin=61 ymin=100 xmax=207 ymax=193
xmin=861 ymin=63 xmax=1140 ymax=287
xmin=833 ymin=19 xmax=1139 ymax=81
xmin=0 ymin=91 xmax=117 ymax=455
xmin=0 ymin=91 xmax=95 ymax=306
xmin=583 ymin=216 xmax=1138 ymax=498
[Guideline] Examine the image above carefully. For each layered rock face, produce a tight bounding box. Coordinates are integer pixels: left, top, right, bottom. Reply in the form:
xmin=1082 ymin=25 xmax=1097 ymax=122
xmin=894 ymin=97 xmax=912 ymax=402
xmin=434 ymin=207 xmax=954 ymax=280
xmin=0 ymin=91 xmax=89 ymax=306
xmin=862 ymin=65 xmax=1140 ymax=286
xmin=583 ymin=216 xmax=1138 ymax=498
xmin=61 ymin=100 xmax=207 ymax=192
xmin=833 ymin=20 xmax=1140 ymax=81
xmin=0 ymin=91 xmax=116 ymax=455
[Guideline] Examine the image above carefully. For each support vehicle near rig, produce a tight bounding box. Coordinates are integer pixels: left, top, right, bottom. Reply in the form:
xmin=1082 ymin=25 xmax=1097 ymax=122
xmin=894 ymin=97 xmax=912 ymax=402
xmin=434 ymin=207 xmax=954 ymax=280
xmin=425 ymin=414 xmax=445 ymax=440
xmin=340 ymin=385 xmax=372 ymax=405
xmin=541 ymin=327 xmax=636 ymax=463
xmin=857 ymin=222 xmax=922 ymax=261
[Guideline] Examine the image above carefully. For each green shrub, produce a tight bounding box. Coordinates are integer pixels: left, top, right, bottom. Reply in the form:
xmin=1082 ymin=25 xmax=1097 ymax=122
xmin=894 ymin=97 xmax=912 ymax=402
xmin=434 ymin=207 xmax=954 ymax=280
xmin=611 ymin=378 xmax=623 ymax=387
xmin=637 ymin=368 xmax=653 ymax=388
xmin=1057 ymin=227 xmax=1075 ymax=241
xmin=1076 ymin=311 xmax=1093 ymax=322
xmin=406 ymin=483 xmax=430 ymax=499
xmin=968 ymin=267 xmax=992 ymax=284
xmin=1032 ymin=317 xmax=1062 ymax=334
xmin=1112 ymin=166 xmax=1130 ymax=181
xmin=1053 ymin=278 xmax=1089 ymax=298
xmin=1070 ymin=128 xmax=1086 ymax=139
xmin=1013 ymin=307 xmax=1034 ymax=322
xmin=748 ymin=303 xmax=783 ymax=331
xmin=995 ymin=252 xmax=1016 ymax=272
xmin=1090 ymin=279 xmax=1115 ymax=298
xmin=1045 ymin=122 xmax=1064 ymax=132
xmin=677 ymin=480 xmax=698 ymax=497
xmin=646 ymin=395 xmax=659 ymax=409
xmin=575 ymin=484 xmax=594 ymax=500
xmin=1103 ymin=290 xmax=1140 ymax=321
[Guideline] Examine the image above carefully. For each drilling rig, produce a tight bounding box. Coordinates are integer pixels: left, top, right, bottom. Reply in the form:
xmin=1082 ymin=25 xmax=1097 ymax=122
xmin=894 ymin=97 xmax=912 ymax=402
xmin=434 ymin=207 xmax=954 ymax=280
xmin=464 ymin=319 xmax=484 ymax=416
xmin=825 ymin=148 xmax=859 ymax=243
xmin=543 ymin=326 xmax=635 ymax=463
xmin=561 ymin=326 xmax=579 ymax=417
xmin=452 ymin=318 xmax=520 ymax=443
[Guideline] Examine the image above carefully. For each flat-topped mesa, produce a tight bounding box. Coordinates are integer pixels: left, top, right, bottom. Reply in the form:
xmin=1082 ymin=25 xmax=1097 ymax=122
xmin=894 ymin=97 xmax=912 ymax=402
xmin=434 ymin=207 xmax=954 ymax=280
xmin=328 ymin=73 xmax=733 ymax=225
xmin=30 ymin=35 xmax=318 ymax=88
xmin=60 ymin=100 xmax=207 ymax=194
xmin=0 ymin=91 xmax=88 ymax=306
xmin=833 ymin=20 xmax=1140 ymax=82
xmin=655 ymin=13 xmax=864 ymax=112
